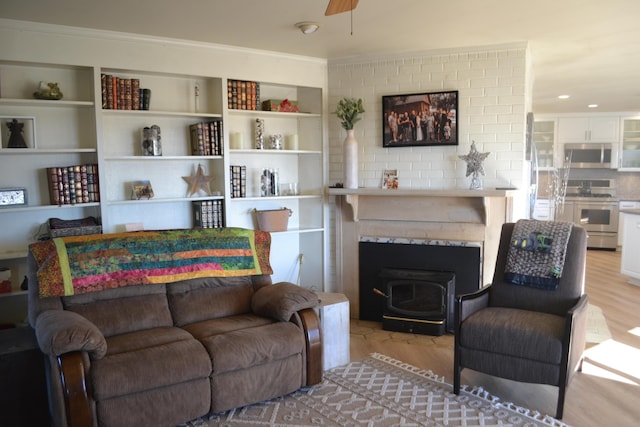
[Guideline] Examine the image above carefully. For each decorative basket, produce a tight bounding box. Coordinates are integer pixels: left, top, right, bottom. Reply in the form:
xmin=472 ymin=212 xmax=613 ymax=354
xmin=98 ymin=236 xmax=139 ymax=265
xmin=254 ymin=207 xmax=292 ymax=232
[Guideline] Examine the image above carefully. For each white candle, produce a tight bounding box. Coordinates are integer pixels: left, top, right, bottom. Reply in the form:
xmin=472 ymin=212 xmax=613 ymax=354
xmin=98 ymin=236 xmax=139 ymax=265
xmin=286 ymin=134 xmax=299 ymax=150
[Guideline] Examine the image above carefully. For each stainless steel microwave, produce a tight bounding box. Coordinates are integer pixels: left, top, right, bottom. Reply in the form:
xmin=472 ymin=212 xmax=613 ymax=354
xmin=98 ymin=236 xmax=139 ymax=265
xmin=563 ymin=143 xmax=614 ymax=168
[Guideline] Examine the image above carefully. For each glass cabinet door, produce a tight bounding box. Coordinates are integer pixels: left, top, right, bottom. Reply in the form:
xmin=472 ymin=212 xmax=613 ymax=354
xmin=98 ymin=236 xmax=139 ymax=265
xmin=533 ymin=120 xmax=555 ymax=169
xmin=621 ymin=118 xmax=640 ymax=170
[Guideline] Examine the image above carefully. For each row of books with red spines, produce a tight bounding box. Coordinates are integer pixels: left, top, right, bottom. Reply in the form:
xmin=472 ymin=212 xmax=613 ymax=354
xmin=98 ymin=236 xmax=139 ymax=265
xmin=227 ymin=79 xmax=260 ymax=110
xmin=229 ymin=165 xmax=247 ymax=198
xmin=46 ymin=164 xmax=100 ymax=206
xmin=100 ymin=73 xmax=150 ymax=110
xmin=189 ymin=120 xmax=224 ymax=156
xmin=192 ymin=199 xmax=224 ymax=229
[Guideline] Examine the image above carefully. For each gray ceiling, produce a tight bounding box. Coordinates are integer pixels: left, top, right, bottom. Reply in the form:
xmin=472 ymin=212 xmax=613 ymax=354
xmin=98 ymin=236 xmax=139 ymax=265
xmin=1 ymin=0 xmax=639 ymax=114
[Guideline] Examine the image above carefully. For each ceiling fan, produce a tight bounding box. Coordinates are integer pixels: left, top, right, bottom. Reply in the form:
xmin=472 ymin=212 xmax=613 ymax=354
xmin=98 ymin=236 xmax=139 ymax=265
xmin=325 ymin=0 xmax=359 ymax=16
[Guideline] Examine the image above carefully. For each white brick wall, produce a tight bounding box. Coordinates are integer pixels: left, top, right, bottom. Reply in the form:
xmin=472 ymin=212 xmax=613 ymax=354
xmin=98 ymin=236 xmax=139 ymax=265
xmin=328 ymin=44 xmax=531 ymax=192
xmin=324 ymin=44 xmax=532 ymax=291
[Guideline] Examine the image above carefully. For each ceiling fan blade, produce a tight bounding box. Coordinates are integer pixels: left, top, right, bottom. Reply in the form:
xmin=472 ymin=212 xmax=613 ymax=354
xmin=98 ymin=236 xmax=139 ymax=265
xmin=325 ymin=0 xmax=359 ymax=16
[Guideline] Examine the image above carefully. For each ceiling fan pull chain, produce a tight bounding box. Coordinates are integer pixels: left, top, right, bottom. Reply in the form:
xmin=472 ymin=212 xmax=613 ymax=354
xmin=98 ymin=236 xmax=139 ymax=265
xmin=350 ymin=0 xmax=354 ymax=35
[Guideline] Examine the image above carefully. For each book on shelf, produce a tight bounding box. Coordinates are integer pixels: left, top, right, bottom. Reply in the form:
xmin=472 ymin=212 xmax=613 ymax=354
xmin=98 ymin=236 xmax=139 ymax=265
xmin=192 ymin=199 xmax=224 ymax=229
xmin=46 ymin=164 xmax=100 ymax=205
xmin=229 ymin=165 xmax=246 ymax=198
xmin=227 ymin=79 xmax=260 ymax=110
xmin=189 ymin=119 xmax=224 ymax=156
xmin=100 ymin=73 xmax=144 ymax=110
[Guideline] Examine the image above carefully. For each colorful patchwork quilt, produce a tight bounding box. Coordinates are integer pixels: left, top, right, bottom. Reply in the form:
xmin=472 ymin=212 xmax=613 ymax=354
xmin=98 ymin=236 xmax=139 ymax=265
xmin=30 ymin=228 xmax=272 ymax=298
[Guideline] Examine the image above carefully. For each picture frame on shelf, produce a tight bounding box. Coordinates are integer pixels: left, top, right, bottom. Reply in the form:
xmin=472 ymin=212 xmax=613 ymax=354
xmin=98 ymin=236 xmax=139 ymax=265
xmin=0 ymin=116 xmax=37 ymax=149
xmin=0 ymin=187 xmax=28 ymax=208
xmin=382 ymin=91 xmax=458 ymax=147
xmin=131 ymin=180 xmax=155 ymax=200
xmin=382 ymin=169 xmax=398 ymax=189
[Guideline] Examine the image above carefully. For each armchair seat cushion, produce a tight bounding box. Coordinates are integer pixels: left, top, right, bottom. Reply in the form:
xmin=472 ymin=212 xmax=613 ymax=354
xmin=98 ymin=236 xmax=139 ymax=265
xmin=92 ymin=327 xmax=211 ymax=400
xmin=460 ymin=307 xmax=565 ymax=364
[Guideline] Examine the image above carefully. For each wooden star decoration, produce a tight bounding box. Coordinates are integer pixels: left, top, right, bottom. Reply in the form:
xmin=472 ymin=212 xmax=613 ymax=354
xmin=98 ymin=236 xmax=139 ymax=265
xmin=459 ymin=141 xmax=490 ymax=177
xmin=182 ymin=164 xmax=214 ymax=196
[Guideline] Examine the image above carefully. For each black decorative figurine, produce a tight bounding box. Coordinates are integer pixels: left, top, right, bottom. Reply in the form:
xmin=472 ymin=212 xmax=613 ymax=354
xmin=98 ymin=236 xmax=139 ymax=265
xmin=7 ymin=119 xmax=28 ymax=148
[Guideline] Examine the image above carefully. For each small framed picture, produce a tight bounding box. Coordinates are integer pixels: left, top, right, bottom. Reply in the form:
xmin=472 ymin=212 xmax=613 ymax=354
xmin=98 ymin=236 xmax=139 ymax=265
xmin=382 ymin=91 xmax=458 ymax=147
xmin=131 ymin=180 xmax=155 ymax=200
xmin=382 ymin=169 xmax=398 ymax=189
xmin=0 ymin=187 xmax=28 ymax=208
xmin=0 ymin=116 xmax=37 ymax=149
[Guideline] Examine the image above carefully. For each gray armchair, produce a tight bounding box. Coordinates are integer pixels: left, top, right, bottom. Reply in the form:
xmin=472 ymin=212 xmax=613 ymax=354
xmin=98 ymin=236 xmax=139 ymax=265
xmin=453 ymin=222 xmax=588 ymax=419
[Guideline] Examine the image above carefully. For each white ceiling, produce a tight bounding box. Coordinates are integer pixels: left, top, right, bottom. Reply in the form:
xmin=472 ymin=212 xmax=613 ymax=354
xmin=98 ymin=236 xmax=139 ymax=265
xmin=1 ymin=0 xmax=639 ymax=114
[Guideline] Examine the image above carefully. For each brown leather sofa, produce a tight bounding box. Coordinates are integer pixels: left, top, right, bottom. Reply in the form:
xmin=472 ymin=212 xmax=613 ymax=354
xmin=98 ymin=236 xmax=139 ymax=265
xmin=27 ymin=230 xmax=322 ymax=427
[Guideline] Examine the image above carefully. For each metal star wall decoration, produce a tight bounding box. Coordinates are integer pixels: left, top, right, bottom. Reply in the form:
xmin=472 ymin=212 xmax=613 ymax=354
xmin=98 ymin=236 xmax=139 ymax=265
xmin=459 ymin=141 xmax=490 ymax=189
xmin=182 ymin=164 xmax=214 ymax=196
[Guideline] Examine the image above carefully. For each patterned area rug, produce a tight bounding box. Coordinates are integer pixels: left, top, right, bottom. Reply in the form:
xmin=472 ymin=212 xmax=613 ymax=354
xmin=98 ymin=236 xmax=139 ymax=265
xmin=182 ymin=353 xmax=569 ymax=427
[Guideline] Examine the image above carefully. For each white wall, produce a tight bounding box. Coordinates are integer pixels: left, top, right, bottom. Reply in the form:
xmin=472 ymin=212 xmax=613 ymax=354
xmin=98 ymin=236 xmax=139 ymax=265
xmin=327 ymin=44 xmax=531 ymax=194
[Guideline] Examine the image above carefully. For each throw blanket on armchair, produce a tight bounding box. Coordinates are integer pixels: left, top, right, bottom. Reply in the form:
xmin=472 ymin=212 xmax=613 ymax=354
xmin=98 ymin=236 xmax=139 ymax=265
xmin=504 ymin=219 xmax=573 ymax=290
xmin=30 ymin=228 xmax=273 ymax=298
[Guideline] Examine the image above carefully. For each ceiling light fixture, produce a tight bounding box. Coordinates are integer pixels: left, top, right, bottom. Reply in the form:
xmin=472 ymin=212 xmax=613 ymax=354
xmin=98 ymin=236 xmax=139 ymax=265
xmin=588 ymin=104 xmax=599 ymax=108
xmin=558 ymin=95 xmax=570 ymax=100
xmin=295 ymin=22 xmax=320 ymax=35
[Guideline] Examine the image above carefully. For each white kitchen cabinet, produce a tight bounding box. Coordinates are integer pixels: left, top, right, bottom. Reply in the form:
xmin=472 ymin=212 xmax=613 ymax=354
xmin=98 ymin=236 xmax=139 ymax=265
xmin=618 ymin=201 xmax=640 ymax=246
xmin=532 ymin=198 xmax=554 ymax=220
xmin=558 ymin=116 xmax=619 ymax=143
xmin=621 ymin=211 xmax=640 ymax=286
xmin=619 ymin=117 xmax=640 ymax=171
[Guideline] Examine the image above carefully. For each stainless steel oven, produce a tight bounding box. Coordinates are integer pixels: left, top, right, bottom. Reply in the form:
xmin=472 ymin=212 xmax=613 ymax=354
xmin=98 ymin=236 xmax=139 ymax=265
xmin=563 ymin=179 xmax=619 ymax=249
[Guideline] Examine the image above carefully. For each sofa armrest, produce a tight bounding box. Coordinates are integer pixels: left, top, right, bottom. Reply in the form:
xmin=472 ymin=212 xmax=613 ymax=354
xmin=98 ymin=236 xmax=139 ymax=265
xmin=297 ymin=308 xmax=323 ymax=386
xmin=251 ymin=282 xmax=318 ymax=322
xmin=57 ymin=351 xmax=93 ymax=427
xmin=35 ymin=310 xmax=107 ymax=359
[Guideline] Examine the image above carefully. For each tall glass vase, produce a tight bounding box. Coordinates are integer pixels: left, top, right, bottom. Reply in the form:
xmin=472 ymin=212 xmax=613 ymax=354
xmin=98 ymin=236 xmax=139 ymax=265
xmin=343 ymin=129 xmax=358 ymax=189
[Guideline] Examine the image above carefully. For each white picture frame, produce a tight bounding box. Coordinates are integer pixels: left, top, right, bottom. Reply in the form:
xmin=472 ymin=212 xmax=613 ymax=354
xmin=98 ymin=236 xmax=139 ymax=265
xmin=0 ymin=116 xmax=37 ymax=149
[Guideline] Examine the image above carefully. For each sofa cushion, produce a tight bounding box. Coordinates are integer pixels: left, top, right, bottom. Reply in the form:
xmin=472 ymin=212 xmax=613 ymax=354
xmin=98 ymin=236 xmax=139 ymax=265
xmin=460 ymin=307 xmax=565 ymax=364
xmin=167 ymin=276 xmax=254 ymax=326
xmin=182 ymin=313 xmax=275 ymax=340
xmin=91 ymin=327 xmax=211 ymax=400
xmin=251 ymin=282 xmax=318 ymax=321
xmin=200 ymin=322 xmax=305 ymax=374
xmin=63 ymin=286 xmax=173 ymax=337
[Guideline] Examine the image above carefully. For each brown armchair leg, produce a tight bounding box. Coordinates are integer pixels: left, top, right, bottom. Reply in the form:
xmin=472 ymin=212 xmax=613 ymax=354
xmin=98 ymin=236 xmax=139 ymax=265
xmin=298 ymin=308 xmax=322 ymax=386
xmin=58 ymin=352 xmax=93 ymax=427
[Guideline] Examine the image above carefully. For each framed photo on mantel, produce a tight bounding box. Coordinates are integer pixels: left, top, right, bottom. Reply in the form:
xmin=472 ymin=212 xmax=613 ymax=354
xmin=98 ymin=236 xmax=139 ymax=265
xmin=382 ymin=90 xmax=458 ymax=148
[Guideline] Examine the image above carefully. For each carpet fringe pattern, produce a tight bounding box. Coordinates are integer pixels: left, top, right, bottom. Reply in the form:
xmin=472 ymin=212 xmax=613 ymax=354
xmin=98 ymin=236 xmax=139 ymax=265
xmin=182 ymin=353 xmax=571 ymax=426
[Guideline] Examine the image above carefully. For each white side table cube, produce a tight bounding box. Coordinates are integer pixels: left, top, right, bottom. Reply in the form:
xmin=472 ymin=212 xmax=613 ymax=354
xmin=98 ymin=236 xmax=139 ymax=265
xmin=315 ymin=292 xmax=350 ymax=370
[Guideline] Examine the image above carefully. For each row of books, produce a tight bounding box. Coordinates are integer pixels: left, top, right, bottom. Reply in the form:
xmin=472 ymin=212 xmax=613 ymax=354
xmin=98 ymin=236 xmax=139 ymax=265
xmin=100 ymin=73 xmax=150 ymax=110
xmin=46 ymin=164 xmax=100 ymax=206
xmin=189 ymin=120 xmax=224 ymax=156
xmin=229 ymin=165 xmax=247 ymax=198
xmin=227 ymin=79 xmax=260 ymax=110
xmin=192 ymin=199 xmax=224 ymax=229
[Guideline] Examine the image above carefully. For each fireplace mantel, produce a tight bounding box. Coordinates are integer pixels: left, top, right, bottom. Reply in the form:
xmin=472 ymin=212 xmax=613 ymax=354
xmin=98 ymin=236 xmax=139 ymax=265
xmin=328 ymin=187 xmax=518 ymax=317
xmin=327 ymin=188 xmax=517 ymax=223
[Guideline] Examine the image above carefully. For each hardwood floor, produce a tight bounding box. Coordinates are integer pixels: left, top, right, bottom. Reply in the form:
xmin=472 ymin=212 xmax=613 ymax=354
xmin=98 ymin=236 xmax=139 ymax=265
xmin=349 ymin=249 xmax=640 ymax=426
